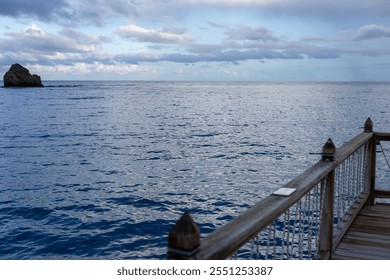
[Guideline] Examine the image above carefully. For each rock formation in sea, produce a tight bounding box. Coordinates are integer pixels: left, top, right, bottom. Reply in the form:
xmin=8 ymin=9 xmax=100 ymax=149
xmin=3 ymin=63 xmax=44 ymax=87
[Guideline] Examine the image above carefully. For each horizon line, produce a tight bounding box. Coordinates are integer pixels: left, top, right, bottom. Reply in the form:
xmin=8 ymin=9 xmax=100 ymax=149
xmin=2 ymin=79 xmax=390 ymax=83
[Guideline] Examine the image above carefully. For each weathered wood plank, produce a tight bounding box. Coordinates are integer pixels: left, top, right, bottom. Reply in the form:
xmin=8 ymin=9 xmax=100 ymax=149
xmin=343 ymin=231 xmax=390 ymax=244
xmin=333 ymin=204 xmax=390 ymax=260
xmin=340 ymin=234 xmax=390 ymax=248
xmin=334 ymin=243 xmax=390 ymax=258
xmin=355 ymin=204 xmax=390 ymax=218
xmin=352 ymin=214 xmax=390 ymax=224
xmin=361 ymin=204 xmax=390 ymax=212
xmin=333 ymin=248 xmax=390 ymax=260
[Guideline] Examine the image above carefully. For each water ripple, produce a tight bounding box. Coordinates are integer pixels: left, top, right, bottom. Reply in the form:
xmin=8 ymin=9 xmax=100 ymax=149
xmin=1 ymin=81 xmax=390 ymax=259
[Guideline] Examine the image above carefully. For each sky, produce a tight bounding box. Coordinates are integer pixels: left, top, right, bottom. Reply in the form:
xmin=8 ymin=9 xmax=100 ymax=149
xmin=1 ymin=0 xmax=390 ymax=81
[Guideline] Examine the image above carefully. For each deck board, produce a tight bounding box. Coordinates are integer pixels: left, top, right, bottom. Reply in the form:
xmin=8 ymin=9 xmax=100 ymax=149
xmin=333 ymin=204 xmax=390 ymax=260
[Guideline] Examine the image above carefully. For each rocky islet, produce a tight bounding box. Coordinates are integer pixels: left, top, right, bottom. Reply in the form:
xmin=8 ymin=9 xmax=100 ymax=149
xmin=3 ymin=63 xmax=43 ymax=87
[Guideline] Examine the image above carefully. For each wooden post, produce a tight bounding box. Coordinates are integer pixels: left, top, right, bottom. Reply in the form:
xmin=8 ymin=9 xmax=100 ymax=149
xmin=167 ymin=212 xmax=200 ymax=259
xmin=322 ymin=138 xmax=336 ymax=161
xmin=319 ymin=139 xmax=336 ymax=259
xmin=364 ymin=118 xmax=376 ymax=205
xmin=364 ymin=117 xmax=373 ymax=133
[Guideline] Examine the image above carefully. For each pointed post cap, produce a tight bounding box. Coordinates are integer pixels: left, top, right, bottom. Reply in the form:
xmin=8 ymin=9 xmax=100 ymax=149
xmin=364 ymin=117 xmax=373 ymax=132
xmin=168 ymin=212 xmax=200 ymax=252
xmin=322 ymin=138 xmax=336 ymax=161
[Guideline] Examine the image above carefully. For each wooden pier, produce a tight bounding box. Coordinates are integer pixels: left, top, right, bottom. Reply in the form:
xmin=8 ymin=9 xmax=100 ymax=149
xmin=167 ymin=118 xmax=390 ymax=260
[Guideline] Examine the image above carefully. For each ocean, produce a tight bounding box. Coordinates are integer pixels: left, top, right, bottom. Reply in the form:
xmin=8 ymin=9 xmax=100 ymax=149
xmin=1 ymin=81 xmax=390 ymax=259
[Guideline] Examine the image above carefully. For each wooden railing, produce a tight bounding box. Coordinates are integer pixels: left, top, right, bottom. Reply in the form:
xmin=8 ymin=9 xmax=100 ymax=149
xmin=167 ymin=118 xmax=390 ymax=260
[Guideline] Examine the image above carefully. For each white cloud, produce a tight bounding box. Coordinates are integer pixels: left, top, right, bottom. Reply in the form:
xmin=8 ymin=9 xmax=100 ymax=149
xmin=30 ymin=63 xmax=91 ymax=74
xmin=2 ymin=24 xmax=99 ymax=53
xmin=30 ymin=62 xmax=142 ymax=76
xmin=24 ymin=23 xmax=46 ymax=37
xmin=95 ymin=63 xmax=140 ymax=74
xmin=0 ymin=23 xmax=122 ymax=76
xmin=116 ymin=24 xmax=194 ymax=44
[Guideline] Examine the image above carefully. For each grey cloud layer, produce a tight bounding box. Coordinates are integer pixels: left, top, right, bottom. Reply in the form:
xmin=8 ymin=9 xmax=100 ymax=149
xmin=115 ymin=49 xmax=303 ymax=65
xmin=353 ymin=25 xmax=390 ymax=41
xmin=0 ymin=0 xmax=70 ymax=21
xmin=114 ymin=22 xmax=390 ymax=65
xmin=1 ymin=0 xmax=390 ymax=25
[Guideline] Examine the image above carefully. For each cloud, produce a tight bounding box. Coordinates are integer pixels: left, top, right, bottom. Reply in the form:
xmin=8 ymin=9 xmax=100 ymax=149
xmin=353 ymin=24 xmax=390 ymax=41
xmin=1 ymin=24 xmax=101 ymax=53
xmin=64 ymin=0 xmax=140 ymax=25
xmin=0 ymin=0 xmax=71 ymax=21
xmin=2 ymin=1 xmax=390 ymax=26
xmin=129 ymin=0 xmax=390 ymax=24
xmin=30 ymin=62 xmax=141 ymax=75
xmin=186 ymin=43 xmax=224 ymax=54
xmin=116 ymin=24 xmax=194 ymax=44
xmin=214 ymin=23 xmax=280 ymax=42
xmin=113 ymin=21 xmax=390 ymax=66
xmin=190 ymin=0 xmax=390 ymax=18
xmin=59 ymin=28 xmax=111 ymax=44
xmin=299 ymin=36 xmax=328 ymax=42
xmin=0 ymin=23 xmax=149 ymax=77
xmin=0 ymin=23 xmax=115 ymax=70
xmin=115 ymin=47 xmax=304 ymax=65
xmin=0 ymin=0 xmax=138 ymax=25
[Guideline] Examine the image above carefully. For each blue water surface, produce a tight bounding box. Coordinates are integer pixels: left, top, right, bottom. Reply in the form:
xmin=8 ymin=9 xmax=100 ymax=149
xmin=1 ymin=81 xmax=390 ymax=259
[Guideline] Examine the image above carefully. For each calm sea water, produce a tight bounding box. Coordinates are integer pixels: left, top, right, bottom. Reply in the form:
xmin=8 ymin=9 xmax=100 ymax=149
xmin=1 ymin=81 xmax=390 ymax=259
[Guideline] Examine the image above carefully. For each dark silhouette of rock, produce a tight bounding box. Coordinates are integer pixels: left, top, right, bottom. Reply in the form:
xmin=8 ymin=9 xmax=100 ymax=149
xmin=3 ymin=64 xmax=43 ymax=87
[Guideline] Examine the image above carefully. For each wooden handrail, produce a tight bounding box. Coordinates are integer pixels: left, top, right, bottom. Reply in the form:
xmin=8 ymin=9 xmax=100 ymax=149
xmin=167 ymin=118 xmax=379 ymax=260
xmin=193 ymin=132 xmax=373 ymax=260
xmin=374 ymin=132 xmax=390 ymax=141
xmin=374 ymin=189 xmax=390 ymax=198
